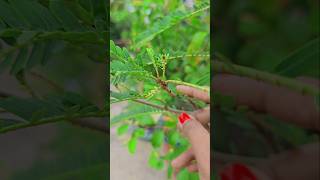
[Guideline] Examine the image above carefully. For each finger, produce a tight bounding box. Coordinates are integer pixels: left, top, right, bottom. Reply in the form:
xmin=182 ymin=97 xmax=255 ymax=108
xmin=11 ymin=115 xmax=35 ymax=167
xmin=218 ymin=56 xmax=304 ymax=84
xmin=176 ymin=85 xmax=210 ymax=103
xmin=192 ymin=107 xmax=210 ymax=125
xmin=213 ymin=74 xmax=320 ymax=130
xmin=179 ymin=113 xmax=210 ymax=180
xmin=187 ymin=163 xmax=198 ymax=172
xmin=171 ymin=148 xmax=195 ymax=171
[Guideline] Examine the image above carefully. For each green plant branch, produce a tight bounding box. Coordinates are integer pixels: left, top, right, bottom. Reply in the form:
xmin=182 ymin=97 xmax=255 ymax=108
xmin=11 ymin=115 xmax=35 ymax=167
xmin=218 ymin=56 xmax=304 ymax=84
xmin=0 ymin=110 xmax=107 ymax=134
xmin=133 ymin=99 xmax=185 ymax=115
xmin=167 ymin=54 xmax=209 ymax=60
xmin=213 ymin=61 xmax=319 ymax=96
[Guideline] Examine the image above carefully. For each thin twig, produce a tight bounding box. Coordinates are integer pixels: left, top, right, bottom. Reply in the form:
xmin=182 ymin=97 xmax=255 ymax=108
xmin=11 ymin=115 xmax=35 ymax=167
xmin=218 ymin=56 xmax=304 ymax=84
xmin=133 ymin=99 xmax=185 ymax=114
xmin=167 ymin=54 xmax=210 ymax=60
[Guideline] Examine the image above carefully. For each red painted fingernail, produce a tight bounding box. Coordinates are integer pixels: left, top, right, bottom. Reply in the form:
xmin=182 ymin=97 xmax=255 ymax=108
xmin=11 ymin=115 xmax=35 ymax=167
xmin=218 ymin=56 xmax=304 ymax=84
xmin=219 ymin=163 xmax=257 ymax=180
xmin=178 ymin=112 xmax=191 ymax=125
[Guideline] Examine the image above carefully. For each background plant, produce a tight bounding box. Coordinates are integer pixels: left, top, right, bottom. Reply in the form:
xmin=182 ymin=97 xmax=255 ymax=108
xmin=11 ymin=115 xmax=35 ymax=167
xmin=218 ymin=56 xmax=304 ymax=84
xmin=0 ymin=0 xmax=107 ymax=179
xmin=212 ymin=0 xmax=319 ymax=176
xmin=110 ymin=0 xmax=210 ymax=179
xmin=111 ymin=0 xmax=320 ymax=179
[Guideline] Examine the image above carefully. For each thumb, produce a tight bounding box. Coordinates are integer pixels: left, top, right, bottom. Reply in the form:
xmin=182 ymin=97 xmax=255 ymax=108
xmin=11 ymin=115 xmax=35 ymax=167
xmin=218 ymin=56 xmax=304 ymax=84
xmin=178 ymin=112 xmax=210 ymax=180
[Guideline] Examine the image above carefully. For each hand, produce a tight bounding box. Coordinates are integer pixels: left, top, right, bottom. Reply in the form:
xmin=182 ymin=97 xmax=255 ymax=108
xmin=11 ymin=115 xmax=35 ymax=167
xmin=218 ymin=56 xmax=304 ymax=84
xmin=213 ymin=74 xmax=320 ymax=180
xmin=213 ymin=74 xmax=319 ymax=130
xmin=171 ymin=85 xmax=210 ymax=180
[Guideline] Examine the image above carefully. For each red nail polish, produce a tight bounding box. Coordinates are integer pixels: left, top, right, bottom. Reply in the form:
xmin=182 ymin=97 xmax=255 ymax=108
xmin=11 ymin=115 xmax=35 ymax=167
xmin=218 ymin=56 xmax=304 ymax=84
xmin=178 ymin=112 xmax=191 ymax=125
xmin=219 ymin=163 xmax=257 ymax=180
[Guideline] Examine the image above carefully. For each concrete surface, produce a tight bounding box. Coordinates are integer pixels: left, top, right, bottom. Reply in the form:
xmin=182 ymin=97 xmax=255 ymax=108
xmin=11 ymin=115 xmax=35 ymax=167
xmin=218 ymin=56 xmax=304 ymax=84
xmin=110 ymin=101 xmax=167 ymax=180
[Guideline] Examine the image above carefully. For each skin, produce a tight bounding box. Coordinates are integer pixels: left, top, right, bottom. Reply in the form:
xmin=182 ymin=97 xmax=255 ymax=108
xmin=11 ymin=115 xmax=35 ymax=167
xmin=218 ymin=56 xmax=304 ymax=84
xmin=172 ymin=85 xmax=210 ymax=180
xmin=171 ymin=74 xmax=320 ymax=180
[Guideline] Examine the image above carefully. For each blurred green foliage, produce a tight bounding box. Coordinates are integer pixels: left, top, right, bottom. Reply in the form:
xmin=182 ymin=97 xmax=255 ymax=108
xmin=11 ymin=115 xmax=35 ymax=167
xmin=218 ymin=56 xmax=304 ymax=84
xmin=0 ymin=0 xmax=107 ymax=179
xmin=213 ymin=0 xmax=319 ymax=158
xmin=214 ymin=0 xmax=319 ymax=72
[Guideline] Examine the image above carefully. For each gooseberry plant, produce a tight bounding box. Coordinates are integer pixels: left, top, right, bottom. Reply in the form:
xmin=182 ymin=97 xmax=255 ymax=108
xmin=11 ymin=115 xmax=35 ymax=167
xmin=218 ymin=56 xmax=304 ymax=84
xmin=110 ymin=1 xmax=210 ymax=179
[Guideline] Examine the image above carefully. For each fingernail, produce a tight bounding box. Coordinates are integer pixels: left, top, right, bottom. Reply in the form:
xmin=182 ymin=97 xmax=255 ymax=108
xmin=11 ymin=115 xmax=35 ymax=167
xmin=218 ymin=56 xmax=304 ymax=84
xmin=178 ymin=112 xmax=191 ymax=125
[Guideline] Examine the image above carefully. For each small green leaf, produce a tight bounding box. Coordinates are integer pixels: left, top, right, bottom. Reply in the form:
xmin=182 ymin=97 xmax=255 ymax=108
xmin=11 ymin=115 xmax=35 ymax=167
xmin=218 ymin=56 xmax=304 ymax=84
xmin=127 ymin=137 xmax=138 ymax=154
xmin=117 ymin=124 xmax=129 ymax=136
xmin=177 ymin=168 xmax=189 ymax=180
xmin=132 ymin=128 xmax=145 ymax=138
xmin=148 ymin=150 xmax=164 ymax=170
xmin=151 ymin=130 xmax=165 ymax=148
xmin=26 ymin=42 xmax=46 ymax=69
xmin=164 ymin=120 xmax=176 ymax=128
xmin=10 ymin=47 xmax=30 ymax=74
xmin=9 ymin=0 xmax=49 ymax=29
xmin=64 ymin=0 xmax=94 ymax=26
xmin=30 ymin=109 xmax=48 ymax=122
xmin=111 ymin=104 xmax=163 ymax=125
xmin=168 ymin=131 xmax=180 ymax=146
xmin=0 ymin=0 xmax=28 ymax=28
xmin=137 ymin=115 xmax=155 ymax=126
xmin=147 ymin=48 xmax=159 ymax=75
xmin=0 ymin=52 xmax=15 ymax=74
xmin=49 ymin=0 xmax=86 ymax=31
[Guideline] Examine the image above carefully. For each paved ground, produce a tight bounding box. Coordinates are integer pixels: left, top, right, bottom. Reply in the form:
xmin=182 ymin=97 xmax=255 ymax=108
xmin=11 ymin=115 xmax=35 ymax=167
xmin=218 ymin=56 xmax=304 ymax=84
xmin=110 ymin=101 xmax=167 ymax=180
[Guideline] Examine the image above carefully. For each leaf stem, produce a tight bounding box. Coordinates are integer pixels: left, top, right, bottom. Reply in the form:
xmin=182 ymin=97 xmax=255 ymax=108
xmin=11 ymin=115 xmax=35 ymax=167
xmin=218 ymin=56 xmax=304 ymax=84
xmin=167 ymin=54 xmax=209 ymax=60
xmin=133 ymin=99 xmax=185 ymax=114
